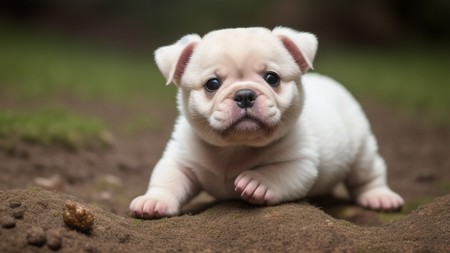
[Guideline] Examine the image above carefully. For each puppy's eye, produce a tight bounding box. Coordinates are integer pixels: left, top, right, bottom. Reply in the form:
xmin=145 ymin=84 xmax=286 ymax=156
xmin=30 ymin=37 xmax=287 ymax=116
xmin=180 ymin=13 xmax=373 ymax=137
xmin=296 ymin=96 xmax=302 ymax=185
xmin=205 ymin=78 xmax=221 ymax=92
xmin=264 ymin=72 xmax=280 ymax=87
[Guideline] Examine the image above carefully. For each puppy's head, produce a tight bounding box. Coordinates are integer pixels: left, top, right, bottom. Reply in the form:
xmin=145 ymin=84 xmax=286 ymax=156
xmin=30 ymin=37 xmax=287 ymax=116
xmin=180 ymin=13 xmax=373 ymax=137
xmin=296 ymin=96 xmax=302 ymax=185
xmin=155 ymin=27 xmax=317 ymax=147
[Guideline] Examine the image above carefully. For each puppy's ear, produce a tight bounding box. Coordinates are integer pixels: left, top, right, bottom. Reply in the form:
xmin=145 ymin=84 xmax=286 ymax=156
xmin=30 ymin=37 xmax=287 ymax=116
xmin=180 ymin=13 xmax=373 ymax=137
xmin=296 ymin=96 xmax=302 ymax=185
xmin=154 ymin=34 xmax=202 ymax=85
xmin=272 ymin=27 xmax=318 ymax=74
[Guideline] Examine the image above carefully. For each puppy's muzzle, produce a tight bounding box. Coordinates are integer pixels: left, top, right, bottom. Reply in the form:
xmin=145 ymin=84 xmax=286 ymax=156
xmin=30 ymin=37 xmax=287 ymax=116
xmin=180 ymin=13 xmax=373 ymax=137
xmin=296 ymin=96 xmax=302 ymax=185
xmin=234 ymin=89 xmax=257 ymax=109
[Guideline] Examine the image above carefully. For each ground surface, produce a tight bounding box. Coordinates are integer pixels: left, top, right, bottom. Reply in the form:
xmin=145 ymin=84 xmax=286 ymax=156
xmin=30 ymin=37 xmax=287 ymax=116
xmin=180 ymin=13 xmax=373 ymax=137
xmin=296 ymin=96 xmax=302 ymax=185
xmin=0 ymin=95 xmax=449 ymax=252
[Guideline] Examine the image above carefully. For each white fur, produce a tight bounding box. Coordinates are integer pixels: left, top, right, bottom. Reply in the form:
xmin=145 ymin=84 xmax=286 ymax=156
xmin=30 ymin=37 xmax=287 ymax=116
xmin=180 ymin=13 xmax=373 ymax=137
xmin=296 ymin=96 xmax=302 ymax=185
xmin=130 ymin=27 xmax=404 ymax=219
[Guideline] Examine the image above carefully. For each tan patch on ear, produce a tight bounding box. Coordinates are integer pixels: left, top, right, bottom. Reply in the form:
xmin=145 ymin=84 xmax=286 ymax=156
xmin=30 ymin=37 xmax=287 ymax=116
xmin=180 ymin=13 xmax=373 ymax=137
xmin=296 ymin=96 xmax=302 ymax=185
xmin=279 ymin=35 xmax=311 ymax=73
xmin=173 ymin=43 xmax=196 ymax=85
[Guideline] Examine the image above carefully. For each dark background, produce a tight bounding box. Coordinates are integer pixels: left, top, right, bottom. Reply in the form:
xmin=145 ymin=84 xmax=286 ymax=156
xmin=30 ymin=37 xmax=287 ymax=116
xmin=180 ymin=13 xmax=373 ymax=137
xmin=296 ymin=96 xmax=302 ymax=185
xmin=1 ymin=0 xmax=449 ymax=51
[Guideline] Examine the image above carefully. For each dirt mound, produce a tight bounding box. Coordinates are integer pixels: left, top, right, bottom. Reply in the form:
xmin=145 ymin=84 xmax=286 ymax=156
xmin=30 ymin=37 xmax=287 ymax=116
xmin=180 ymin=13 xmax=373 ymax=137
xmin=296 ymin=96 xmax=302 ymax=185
xmin=1 ymin=188 xmax=449 ymax=252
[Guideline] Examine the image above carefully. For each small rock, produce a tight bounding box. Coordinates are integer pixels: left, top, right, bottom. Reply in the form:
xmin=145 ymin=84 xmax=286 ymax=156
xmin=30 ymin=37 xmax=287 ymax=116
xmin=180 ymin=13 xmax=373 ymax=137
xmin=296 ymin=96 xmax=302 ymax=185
xmin=63 ymin=201 xmax=94 ymax=232
xmin=27 ymin=226 xmax=46 ymax=247
xmin=9 ymin=201 xmax=21 ymax=209
xmin=1 ymin=216 xmax=16 ymax=229
xmin=46 ymin=229 xmax=62 ymax=250
xmin=34 ymin=174 xmax=64 ymax=190
xmin=12 ymin=208 xmax=25 ymax=219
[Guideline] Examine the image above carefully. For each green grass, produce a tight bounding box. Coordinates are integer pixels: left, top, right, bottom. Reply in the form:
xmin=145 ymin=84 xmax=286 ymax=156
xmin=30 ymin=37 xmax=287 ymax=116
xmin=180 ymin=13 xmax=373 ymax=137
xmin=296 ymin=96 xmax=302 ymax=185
xmin=0 ymin=109 xmax=112 ymax=149
xmin=124 ymin=115 xmax=162 ymax=135
xmin=0 ymin=24 xmax=173 ymax=147
xmin=315 ymin=47 xmax=450 ymax=125
xmin=0 ymin=25 xmax=174 ymax=100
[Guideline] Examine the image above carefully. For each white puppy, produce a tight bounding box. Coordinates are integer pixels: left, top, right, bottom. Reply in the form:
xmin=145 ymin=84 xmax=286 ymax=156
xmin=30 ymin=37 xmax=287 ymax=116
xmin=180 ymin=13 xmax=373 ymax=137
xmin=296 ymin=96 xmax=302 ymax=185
xmin=130 ymin=27 xmax=404 ymax=219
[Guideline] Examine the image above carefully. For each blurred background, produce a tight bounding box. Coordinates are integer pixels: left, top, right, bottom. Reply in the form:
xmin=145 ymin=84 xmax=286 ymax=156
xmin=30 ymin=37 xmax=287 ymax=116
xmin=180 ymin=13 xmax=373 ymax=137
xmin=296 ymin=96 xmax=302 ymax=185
xmin=0 ymin=0 xmax=449 ymax=127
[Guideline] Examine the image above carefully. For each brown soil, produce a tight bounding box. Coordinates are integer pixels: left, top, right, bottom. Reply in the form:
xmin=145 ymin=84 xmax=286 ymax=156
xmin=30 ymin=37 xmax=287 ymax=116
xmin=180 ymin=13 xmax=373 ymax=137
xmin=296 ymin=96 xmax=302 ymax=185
xmin=0 ymin=95 xmax=449 ymax=252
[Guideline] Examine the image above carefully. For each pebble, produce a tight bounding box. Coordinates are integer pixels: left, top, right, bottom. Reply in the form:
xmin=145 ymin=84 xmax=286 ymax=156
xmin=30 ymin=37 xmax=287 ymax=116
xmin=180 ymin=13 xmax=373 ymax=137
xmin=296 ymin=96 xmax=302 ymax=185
xmin=12 ymin=208 xmax=25 ymax=219
xmin=63 ymin=202 xmax=95 ymax=232
xmin=27 ymin=226 xmax=47 ymax=247
xmin=46 ymin=229 xmax=62 ymax=250
xmin=1 ymin=216 xmax=16 ymax=229
xmin=34 ymin=174 xmax=64 ymax=190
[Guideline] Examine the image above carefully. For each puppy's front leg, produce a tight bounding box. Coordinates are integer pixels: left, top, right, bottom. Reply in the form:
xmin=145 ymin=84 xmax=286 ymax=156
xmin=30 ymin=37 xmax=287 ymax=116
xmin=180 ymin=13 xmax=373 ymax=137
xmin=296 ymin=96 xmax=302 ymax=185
xmin=234 ymin=159 xmax=318 ymax=205
xmin=130 ymin=159 xmax=200 ymax=219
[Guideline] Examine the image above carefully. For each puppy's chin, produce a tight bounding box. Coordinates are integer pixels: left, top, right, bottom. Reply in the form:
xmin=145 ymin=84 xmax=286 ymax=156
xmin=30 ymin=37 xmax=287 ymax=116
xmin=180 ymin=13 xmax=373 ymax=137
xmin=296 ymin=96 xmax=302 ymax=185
xmin=187 ymin=115 xmax=282 ymax=148
xmin=218 ymin=116 xmax=277 ymax=140
xmin=213 ymin=124 xmax=279 ymax=147
xmin=227 ymin=117 xmax=271 ymax=133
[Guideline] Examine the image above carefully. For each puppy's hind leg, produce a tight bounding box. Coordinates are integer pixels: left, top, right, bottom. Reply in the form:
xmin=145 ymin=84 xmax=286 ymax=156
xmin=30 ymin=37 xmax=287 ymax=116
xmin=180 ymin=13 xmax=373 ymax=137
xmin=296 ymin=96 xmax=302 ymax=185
xmin=346 ymin=135 xmax=404 ymax=211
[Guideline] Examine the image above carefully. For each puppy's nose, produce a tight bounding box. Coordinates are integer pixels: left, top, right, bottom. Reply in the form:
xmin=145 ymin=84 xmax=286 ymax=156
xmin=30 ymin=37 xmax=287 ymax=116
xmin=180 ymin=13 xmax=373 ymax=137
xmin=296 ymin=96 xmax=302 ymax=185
xmin=234 ymin=89 xmax=257 ymax=109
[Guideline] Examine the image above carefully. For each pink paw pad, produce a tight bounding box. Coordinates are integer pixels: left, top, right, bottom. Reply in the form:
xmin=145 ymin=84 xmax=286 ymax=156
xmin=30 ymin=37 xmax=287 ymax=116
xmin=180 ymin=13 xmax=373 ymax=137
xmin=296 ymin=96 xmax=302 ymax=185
xmin=129 ymin=196 xmax=169 ymax=219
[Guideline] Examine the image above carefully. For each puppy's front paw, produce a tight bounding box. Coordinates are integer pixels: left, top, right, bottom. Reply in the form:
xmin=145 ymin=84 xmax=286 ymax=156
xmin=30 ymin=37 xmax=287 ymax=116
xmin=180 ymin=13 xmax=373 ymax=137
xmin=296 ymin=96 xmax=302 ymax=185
xmin=234 ymin=171 xmax=276 ymax=205
xmin=129 ymin=195 xmax=179 ymax=219
xmin=356 ymin=187 xmax=404 ymax=211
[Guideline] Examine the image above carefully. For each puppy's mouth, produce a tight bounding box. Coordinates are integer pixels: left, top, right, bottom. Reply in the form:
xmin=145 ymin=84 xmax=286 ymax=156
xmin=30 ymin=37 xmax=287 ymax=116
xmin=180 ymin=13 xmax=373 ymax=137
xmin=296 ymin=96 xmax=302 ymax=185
xmin=221 ymin=113 xmax=276 ymax=136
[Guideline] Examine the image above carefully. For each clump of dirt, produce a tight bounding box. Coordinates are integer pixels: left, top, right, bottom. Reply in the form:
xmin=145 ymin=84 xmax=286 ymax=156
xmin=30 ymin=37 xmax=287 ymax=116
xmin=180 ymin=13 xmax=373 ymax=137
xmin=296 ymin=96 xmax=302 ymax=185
xmin=26 ymin=226 xmax=47 ymax=247
xmin=63 ymin=202 xmax=95 ymax=232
